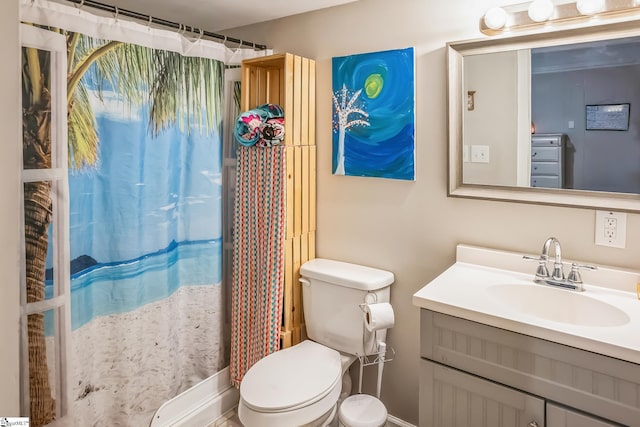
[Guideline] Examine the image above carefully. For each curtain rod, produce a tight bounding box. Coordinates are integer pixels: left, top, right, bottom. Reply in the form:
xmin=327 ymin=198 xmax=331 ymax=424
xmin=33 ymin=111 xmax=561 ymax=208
xmin=62 ymin=0 xmax=268 ymax=50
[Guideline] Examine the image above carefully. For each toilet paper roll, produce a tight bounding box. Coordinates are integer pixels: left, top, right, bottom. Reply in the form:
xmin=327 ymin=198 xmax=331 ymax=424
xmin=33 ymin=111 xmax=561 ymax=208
xmin=363 ymin=302 xmax=395 ymax=332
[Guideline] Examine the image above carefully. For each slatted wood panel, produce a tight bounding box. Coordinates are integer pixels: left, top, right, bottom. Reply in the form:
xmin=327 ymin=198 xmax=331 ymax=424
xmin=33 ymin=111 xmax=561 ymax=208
xmin=241 ymin=53 xmax=315 ymax=349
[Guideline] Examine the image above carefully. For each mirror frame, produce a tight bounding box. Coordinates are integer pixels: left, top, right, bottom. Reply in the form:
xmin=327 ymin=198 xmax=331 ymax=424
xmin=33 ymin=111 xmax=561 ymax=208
xmin=448 ymin=19 xmax=640 ymax=212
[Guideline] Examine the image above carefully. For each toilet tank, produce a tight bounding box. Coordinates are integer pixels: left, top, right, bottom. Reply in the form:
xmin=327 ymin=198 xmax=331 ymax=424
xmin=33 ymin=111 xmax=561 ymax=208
xmin=300 ymin=258 xmax=394 ymax=357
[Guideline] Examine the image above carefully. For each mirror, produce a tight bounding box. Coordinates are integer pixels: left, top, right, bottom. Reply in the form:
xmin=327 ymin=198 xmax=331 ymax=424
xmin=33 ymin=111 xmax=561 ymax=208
xmin=448 ymin=20 xmax=640 ymax=211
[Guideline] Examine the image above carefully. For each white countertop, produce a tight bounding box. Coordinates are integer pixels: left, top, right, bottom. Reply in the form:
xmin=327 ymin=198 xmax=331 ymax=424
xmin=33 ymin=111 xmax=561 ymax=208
xmin=413 ymin=244 xmax=640 ymax=364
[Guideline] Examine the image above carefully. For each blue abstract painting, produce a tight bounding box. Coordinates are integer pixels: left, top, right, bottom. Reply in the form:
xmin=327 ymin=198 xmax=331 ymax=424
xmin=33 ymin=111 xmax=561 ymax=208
xmin=332 ymin=47 xmax=415 ymax=180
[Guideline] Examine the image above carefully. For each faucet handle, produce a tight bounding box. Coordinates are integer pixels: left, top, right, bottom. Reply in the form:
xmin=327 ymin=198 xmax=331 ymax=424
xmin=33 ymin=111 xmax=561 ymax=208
xmin=567 ymin=262 xmax=597 ymax=284
xmin=523 ymin=255 xmax=550 ymax=279
xmin=573 ymin=262 xmax=597 ymax=271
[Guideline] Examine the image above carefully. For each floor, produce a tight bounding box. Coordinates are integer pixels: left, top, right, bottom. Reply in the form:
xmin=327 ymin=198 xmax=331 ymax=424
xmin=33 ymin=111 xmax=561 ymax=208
xmin=208 ymin=409 xmax=242 ymax=427
xmin=208 ymin=408 xmax=401 ymax=427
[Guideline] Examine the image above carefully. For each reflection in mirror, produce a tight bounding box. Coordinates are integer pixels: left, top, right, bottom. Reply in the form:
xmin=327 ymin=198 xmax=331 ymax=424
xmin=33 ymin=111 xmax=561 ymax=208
xmin=449 ymin=21 xmax=640 ymax=211
xmin=463 ymin=36 xmax=640 ymax=194
xmin=531 ymin=36 xmax=640 ymax=195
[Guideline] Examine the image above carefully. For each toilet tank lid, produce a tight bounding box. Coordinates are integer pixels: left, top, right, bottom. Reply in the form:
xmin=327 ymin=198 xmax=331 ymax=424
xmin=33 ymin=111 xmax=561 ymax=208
xmin=300 ymin=259 xmax=394 ymax=291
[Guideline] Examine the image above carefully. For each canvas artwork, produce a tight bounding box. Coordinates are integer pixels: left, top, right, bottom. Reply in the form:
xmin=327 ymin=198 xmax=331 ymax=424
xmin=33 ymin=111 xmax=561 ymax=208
xmin=332 ymin=47 xmax=415 ymax=180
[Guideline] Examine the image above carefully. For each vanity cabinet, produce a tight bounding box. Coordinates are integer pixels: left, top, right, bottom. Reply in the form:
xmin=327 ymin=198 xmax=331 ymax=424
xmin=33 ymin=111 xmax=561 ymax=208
xmin=530 ymin=133 xmax=565 ymax=189
xmin=419 ymin=309 xmax=639 ymax=426
xmin=420 ymin=359 xmax=544 ymax=426
xmin=547 ymin=403 xmax=620 ymax=427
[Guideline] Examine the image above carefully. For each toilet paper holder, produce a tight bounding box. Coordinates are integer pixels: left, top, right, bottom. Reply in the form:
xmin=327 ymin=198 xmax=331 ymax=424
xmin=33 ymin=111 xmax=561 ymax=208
xmin=357 ymin=302 xmax=396 ymax=367
xmin=356 ymin=302 xmax=395 ymax=397
xmin=355 ymin=340 xmax=395 ymax=397
xmin=357 ymin=344 xmax=395 ymax=367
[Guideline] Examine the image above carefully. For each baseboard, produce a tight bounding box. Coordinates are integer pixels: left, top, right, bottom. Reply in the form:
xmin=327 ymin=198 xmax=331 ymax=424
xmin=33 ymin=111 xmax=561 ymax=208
xmin=150 ymin=367 xmax=239 ymax=427
xmin=387 ymin=414 xmax=417 ymax=427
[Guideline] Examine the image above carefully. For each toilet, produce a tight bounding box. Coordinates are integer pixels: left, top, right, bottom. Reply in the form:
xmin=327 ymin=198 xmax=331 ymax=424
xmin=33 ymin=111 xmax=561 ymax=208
xmin=238 ymin=258 xmax=394 ymax=427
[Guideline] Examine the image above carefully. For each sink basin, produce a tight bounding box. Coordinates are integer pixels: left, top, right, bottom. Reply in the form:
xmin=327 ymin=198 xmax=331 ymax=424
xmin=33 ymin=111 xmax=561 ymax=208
xmin=488 ymin=284 xmax=630 ymax=327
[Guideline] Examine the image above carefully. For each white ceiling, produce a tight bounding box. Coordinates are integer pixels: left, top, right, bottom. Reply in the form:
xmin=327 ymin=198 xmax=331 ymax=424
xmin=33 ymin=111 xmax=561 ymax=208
xmin=83 ymin=0 xmax=358 ymax=32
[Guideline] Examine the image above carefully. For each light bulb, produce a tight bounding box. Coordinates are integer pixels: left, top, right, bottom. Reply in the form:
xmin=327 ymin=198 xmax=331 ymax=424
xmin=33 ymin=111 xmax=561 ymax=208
xmin=576 ymin=0 xmax=605 ymax=15
xmin=528 ymin=0 xmax=554 ymax=22
xmin=484 ymin=7 xmax=508 ymax=30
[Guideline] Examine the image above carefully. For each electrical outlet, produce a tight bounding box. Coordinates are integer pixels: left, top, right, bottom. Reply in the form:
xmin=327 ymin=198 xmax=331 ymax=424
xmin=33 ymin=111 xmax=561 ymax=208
xmin=604 ymin=227 xmax=616 ymax=239
xmin=595 ymin=210 xmax=626 ymax=248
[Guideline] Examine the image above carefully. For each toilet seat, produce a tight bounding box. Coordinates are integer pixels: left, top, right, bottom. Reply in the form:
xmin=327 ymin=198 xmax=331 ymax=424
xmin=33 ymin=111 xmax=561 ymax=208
xmin=241 ymin=340 xmax=342 ymax=411
xmin=239 ymin=340 xmax=343 ymax=427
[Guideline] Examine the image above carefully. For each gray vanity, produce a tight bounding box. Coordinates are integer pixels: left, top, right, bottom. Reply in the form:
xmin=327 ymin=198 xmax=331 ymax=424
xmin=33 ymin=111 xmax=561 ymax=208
xmin=420 ymin=310 xmax=638 ymax=426
xmin=413 ymin=245 xmax=640 ymax=427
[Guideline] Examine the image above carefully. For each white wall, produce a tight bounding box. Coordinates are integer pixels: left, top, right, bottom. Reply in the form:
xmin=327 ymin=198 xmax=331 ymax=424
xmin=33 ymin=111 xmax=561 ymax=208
xmin=0 ymin=0 xmax=22 ymax=416
xmin=227 ymin=0 xmax=640 ymax=424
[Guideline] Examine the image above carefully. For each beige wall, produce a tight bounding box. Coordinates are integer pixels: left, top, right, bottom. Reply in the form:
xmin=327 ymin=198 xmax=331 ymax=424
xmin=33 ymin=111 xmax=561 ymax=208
xmin=227 ymin=0 xmax=640 ymax=423
xmin=463 ymin=51 xmax=520 ymax=186
xmin=0 ymin=0 xmax=22 ymax=416
xmin=2 ymin=0 xmax=640 ymax=423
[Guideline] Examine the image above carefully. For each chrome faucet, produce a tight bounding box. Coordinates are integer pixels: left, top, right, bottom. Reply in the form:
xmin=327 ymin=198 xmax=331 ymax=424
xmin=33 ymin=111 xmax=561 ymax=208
xmin=524 ymin=237 xmax=596 ymax=292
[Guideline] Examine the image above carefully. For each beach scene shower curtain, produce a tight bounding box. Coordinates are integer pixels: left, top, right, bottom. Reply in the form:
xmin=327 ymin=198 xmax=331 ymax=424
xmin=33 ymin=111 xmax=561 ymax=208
xmin=19 ymin=1 xmax=271 ymax=425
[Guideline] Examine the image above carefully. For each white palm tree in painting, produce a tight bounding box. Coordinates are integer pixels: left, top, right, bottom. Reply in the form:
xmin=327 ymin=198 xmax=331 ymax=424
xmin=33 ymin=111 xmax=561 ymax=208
xmin=332 ymin=84 xmax=370 ymax=175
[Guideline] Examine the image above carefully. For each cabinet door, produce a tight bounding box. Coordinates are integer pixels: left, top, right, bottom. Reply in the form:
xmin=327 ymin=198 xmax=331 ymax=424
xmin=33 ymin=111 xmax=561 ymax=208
xmin=420 ymin=359 xmax=544 ymax=427
xmin=547 ymin=403 xmax=620 ymax=427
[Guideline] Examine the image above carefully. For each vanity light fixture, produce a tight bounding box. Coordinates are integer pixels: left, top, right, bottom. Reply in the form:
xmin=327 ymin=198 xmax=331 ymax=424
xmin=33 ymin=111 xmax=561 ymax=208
xmin=528 ymin=0 xmax=555 ymax=22
xmin=483 ymin=6 xmax=508 ymax=30
xmin=576 ymin=0 xmax=605 ymax=15
xmin=480 ymin=0 xmax=640 ymax=35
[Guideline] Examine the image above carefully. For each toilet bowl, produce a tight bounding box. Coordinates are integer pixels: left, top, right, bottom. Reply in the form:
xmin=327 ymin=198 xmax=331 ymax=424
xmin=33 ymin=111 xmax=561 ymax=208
xmin=238 ymin=340 xmax=356 ymax=427
xmin=238 ymin=259 xmax=394 ymax=427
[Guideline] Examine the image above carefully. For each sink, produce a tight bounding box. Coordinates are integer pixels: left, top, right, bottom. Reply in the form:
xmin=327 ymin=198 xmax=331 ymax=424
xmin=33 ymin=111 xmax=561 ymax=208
xmin=487 ymin=284 xmax=630 ymax=327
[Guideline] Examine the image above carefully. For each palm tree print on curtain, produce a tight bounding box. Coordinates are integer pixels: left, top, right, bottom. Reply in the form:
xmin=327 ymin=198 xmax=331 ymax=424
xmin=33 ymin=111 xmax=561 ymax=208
xmin=23 ymin=28 xmax=225 ymax=427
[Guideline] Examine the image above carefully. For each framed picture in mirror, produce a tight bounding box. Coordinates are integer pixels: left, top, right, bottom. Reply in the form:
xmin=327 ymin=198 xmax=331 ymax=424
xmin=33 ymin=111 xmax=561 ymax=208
xmin=586 ymin=103 xmax=630 ymax=131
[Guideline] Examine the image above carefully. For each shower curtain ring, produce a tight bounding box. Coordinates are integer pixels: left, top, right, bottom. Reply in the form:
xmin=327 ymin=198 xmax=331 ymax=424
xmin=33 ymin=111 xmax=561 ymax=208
xmin=147 ymin=15 xmax=153 ymax=29
xmin=76 ymin=0 xmax=85 ymax=10
xmin=113 ymin=5 xmax=119 ymax=22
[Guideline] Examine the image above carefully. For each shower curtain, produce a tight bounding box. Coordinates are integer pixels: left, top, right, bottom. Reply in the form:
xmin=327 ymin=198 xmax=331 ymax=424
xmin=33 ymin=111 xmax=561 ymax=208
xmin=20 ymin=1 xmax=269 ymax=426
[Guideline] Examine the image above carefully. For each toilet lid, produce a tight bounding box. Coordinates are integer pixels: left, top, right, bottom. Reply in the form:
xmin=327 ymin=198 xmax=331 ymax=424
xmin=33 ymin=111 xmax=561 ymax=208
xmin=240 ymin=340 xmax=342 ymax=412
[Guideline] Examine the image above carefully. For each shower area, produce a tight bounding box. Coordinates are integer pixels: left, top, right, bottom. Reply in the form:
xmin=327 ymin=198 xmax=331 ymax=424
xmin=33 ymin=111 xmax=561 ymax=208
xmin=18 ymin=1 xmax=265 ymax=425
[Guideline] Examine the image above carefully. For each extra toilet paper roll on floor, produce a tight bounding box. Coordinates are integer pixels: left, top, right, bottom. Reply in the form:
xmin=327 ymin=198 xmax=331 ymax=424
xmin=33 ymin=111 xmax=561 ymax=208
xmin=363 ymin=302 xmax=395 ymax=332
